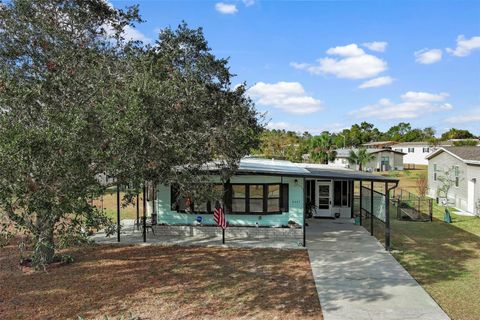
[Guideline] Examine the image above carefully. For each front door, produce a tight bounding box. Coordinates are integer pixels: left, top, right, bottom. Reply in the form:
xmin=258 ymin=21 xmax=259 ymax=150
xmin=314 ymin=181 xmax=332 ymax=217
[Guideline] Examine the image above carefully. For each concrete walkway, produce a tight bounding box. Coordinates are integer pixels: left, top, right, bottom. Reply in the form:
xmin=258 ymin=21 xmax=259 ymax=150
xmin=306 ymin=218 xmax=450 ymax=320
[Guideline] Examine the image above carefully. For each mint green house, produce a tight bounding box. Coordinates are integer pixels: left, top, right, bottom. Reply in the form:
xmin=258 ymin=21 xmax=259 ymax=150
xmin=147 ymin=158 xmax=398 ymax=235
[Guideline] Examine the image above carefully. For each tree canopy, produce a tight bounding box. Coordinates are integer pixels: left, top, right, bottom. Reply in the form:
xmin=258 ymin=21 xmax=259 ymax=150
xmin=0 ymin=0 xmax=261 ymax=268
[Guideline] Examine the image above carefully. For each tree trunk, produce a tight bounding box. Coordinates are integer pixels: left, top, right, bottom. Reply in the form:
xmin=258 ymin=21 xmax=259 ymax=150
xmin=32 ymin=219 xmax=55 ymax=269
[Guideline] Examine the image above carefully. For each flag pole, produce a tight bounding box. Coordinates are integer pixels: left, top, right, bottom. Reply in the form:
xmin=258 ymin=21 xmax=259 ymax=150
xmin=222 ymin=201 xmax=226 ymax=244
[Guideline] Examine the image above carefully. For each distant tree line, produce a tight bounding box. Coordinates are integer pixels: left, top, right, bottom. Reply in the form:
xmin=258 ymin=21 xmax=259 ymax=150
xmin=252 ymin=122 xmax=477 ymax=162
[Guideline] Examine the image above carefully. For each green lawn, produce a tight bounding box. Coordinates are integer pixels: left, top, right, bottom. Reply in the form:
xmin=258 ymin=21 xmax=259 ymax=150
xmin=366 ymin=169 xmax=480 ymax=320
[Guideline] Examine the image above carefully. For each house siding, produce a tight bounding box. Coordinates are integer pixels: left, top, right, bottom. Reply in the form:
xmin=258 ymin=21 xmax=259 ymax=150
xmin=394 ymin=145 xmax=434 ymax=166
xmin=155 ymin=175 xmax=304 ymax=227
xmin=428 ymin=152 xmax=469 ymax=211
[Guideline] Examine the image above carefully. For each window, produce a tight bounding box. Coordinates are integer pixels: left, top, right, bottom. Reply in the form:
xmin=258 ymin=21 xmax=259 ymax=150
xmin=267 ymin=184 xmax=281 ymax=212
xmin=433 ymin=164 xmax=437 ymax=181
xmin=333 ymin=180 xmax=350 ymax=207
xmin=408 ymin=148 xmax=414 ymax=153
xmin=231 ymin=183 xmax=287 ymax=214
xmin=395 ymin=148 xmax=403 ymax=152
xmin=171 ymin=184 xmax=223 ymax=213
xmin=249 ymin=185 xmax=264 ymax=213
xmin=455 ymin=166 xmax=459 ymax=187
xmin=232 ymin=185 xmax=246 ymax=212
xmin=423 ymin=147 xmax=430 ymax=153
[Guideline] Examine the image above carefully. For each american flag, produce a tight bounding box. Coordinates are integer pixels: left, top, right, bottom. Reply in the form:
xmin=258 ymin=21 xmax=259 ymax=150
xmin=214 ymin=206 xmax=227 ymax=230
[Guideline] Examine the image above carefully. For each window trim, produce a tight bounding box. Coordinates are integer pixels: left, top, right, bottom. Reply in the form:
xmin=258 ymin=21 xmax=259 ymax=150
xmin=230 ymin=183 xmax=284 ymax=215
xmin=171 ymin=183 xmax=288 ymax=215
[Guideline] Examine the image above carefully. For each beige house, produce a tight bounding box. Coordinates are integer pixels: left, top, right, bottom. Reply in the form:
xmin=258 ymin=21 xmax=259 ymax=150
xmin=426 ymin=147 xmax=480 ymax=215
xmin=330 ymin=148 xmax=405 ymax=172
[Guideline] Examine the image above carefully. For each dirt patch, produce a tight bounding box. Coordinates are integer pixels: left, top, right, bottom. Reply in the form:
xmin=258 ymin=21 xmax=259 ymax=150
xmin=0 ymin=242 xmax=322 ymax=320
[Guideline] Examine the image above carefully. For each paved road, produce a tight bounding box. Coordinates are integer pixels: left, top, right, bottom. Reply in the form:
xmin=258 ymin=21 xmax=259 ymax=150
xmin=306 ymin=218 xmax=450 ymax=320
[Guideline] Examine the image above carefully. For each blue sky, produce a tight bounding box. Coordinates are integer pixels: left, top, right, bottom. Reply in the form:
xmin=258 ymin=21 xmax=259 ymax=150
xmin=111 ymin=0 xmax=480 ymax=135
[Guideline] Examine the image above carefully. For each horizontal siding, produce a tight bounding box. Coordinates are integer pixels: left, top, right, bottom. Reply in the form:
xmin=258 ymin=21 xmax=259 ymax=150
xmin=155 ymin=175 xmax=304 ymax=227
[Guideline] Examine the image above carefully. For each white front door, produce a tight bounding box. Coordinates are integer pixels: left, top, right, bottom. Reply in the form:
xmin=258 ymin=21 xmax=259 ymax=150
xmin=314 ymin=181 xmax=332 ymax=217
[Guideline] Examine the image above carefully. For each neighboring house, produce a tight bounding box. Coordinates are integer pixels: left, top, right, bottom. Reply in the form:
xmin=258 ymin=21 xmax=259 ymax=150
xmin=330 ymin=148 xmax=405 ymax=171
xmin=148 ymin=158 xmax=397 ymax=227
xmin=393 ymin=142 xmax=436 ymax=167
xmin=362 ymin=141 xmax=398 ymax=149
xmin=426 ymin=147 xmax=480 ymax=215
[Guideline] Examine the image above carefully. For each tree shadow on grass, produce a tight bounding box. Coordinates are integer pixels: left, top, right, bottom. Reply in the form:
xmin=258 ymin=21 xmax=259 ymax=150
xmin=0 ymin=244 xmax=322 ymax=320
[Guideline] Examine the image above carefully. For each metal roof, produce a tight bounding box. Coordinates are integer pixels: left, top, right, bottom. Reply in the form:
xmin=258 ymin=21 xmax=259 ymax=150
xmin=335 ymin=148 xmax=406 ymax=158
xmin=233 ymin=158 xmax=399 ymax=183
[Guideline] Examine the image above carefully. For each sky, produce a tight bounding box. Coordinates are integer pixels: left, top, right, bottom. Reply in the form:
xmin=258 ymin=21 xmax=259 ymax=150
xmin=110 ymin=0 xmax=480 ymax=136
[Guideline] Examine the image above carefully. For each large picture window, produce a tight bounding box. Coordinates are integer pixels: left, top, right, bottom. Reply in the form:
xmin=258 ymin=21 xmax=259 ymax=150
xmin=172 ymin=183 xmax=289 ymax=215
xmin=171 ymin=184 xmax=223 ymax=213
xmin=232 ymin=183 xmax=287 ymax=214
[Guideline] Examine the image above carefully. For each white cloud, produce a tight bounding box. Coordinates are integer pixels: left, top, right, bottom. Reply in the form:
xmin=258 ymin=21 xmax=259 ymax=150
xmin=243 ymin=0 xmax=255 ymax=6
xmin=358 ymin=76 xmax=394 ymax=89
xmin=445 ymin=108 xmax=480 ymax=124
xmin=291 ymin=43 xmax=387 ymax=79
xmin=122 ymin=25 xmax=151 ymax=43
xmin=248 ymin=81 xmax=323 ymax=114
xmin=446 ymin=35 xmax=480 ymax=57
xmin=104 ymin=24 xmax=151 ymax=43
xmin=349 ymin=91 xmax=452 ymax=120
xmin=363 ymin=41 xmax=388 ymax=52
xmin=326 ymin=44 xmax=365 ymax=56
xmin=415 ymin=48 xmax=442 ymax=64
xmin=401 ymin=91 xmax=449 ymax=102
xmin=215 ymin=2 xmax=238 ymax=14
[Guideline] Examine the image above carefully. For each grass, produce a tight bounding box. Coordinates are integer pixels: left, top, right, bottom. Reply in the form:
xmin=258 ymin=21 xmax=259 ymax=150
xmin=92 ymin=189 xmax=141 ymax=221
xmin=365 ymin=168 xmax=480 ymax=320
xmin=0 ymin=242 xmax=322 ymax=320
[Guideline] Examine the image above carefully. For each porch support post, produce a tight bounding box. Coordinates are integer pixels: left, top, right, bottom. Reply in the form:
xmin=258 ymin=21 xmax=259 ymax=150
xmin=359 ymin=181 xmax=363 ymax=226
xmin=350 ymin=180 xmax=354 ymax=218
xmin=136 ymin=193 xmax=140 ymax=230
xmin=303 ymin=179 xmax=306 ymax=247
xmin=117 ymin=184 xmax=120 ymax=243
xmin=142 ymin=183 xmax=146 ymax=242
xmin=385 ymin=182 xmax=391 ymax=251
xmin=370 ymin=181 xmax=374 ymax=236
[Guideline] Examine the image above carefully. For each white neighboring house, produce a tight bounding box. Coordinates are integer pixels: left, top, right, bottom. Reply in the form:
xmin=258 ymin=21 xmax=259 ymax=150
xmin=330 ymin=148 xmax=405 ymax=171
xmin=426 ymin=146 xmax=480 ymax=215
xmin=392 ymin=142 xmax=436 ymax=167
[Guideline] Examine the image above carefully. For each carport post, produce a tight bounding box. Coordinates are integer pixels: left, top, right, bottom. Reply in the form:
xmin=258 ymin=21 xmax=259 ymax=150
xmin=142 ymin=184 xmax=147 ymax=243
xmin=303 ymin=179 xmax=306 ymax=247
xmin=370 ymin=181 xmax=374 ymax=236
xmin=359 ymin=181 xmax=363 ymax=226
xmin=136 ymin=193 xmax=140 ymax=230
xmin=117 ymin=184 xmax=120 ymax=243
xmin=385 ymin=182 xmax=391 ymax=251
xmin=350 ymin=180 xmax=354 ymax=218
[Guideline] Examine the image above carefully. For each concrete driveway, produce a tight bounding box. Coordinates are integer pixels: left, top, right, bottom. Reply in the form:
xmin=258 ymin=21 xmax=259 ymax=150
xmin=306 ymin=218 xmax=450 ymax=320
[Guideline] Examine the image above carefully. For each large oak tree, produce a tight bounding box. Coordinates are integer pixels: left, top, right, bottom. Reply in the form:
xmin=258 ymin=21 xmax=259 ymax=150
xmin=0 ymin=0 xmax=262 ymax=269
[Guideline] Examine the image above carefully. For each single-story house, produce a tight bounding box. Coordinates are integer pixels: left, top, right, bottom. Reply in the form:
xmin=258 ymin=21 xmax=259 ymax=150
xmin=146 ymin=158 xmax=397 ymax=230
xmin=330 ymin=148 xmax=405 ymax=171
xmin=426 ymin=147 xmax=480 ymax=215
xmin=393 ymin=142 xmax=436 ymax=167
